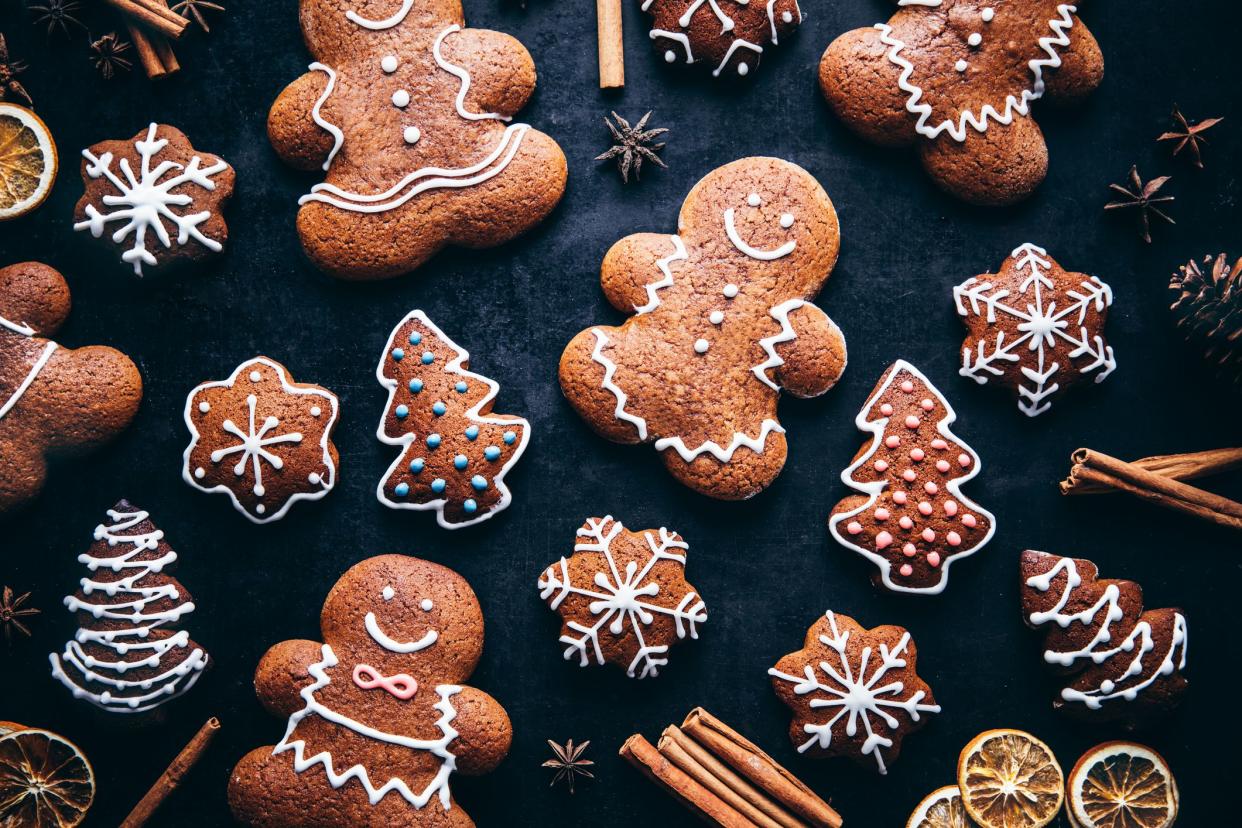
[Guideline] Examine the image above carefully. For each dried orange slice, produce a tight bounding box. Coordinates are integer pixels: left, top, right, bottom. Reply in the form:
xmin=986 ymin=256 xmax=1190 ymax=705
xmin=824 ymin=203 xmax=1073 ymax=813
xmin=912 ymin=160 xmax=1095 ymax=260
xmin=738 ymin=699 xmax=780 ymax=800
xmin=908 ymin=785 xmax=978 ymax=828
xmin=0 ymin=721 xmax=95 ymax=826
xmin=1067 ymin=742 xmax=1178 ymax=828
xmin=0 ymin=103 xmax=57 ymax=221
xmin=958 ymin=729 xmax=1064 ymax=828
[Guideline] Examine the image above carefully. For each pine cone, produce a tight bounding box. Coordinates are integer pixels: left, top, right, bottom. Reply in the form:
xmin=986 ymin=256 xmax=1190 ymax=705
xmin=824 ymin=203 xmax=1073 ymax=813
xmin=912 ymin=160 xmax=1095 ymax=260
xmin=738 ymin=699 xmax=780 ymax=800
xmin=1169 ymin=253 xmax=1242 ymax=387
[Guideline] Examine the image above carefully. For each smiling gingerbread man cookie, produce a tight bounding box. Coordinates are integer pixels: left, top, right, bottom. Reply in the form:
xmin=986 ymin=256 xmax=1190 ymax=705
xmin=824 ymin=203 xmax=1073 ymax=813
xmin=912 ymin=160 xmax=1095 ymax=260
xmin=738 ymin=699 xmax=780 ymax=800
xmin=560 ymin=157 xmax=847 ymax=500
xmin=229 ymin=555 xmax=511 ymax=827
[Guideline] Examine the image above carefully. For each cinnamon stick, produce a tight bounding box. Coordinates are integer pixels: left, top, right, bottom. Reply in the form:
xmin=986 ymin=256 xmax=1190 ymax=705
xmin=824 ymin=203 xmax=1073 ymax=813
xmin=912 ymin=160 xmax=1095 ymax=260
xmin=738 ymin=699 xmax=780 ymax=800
xmin=120 ymin=718 xmax=220 ymax=827
xmin=596 ymin=0 xmax=624 ymax=88
xmin=1064 ymin=447 xmax=1242 ymax=494
xmin=621 ymin=734 xmax=757 ymax=827
xmin=104 ymin=0 xmax=189 ymax=40
xmin=127 ymin=23 xmax=179 ymax=79
xmin=682 ymin=709 xmax=843 ymax=828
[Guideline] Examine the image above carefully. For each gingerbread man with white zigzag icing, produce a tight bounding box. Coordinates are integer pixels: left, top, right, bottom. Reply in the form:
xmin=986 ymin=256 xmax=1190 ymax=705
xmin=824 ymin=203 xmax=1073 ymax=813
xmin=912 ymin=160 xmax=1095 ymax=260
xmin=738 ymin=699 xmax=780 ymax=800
xmin=268 ymin=0 xmax=567 ymax=280
xmin=560 ymin=157 xmax=848 ymax=500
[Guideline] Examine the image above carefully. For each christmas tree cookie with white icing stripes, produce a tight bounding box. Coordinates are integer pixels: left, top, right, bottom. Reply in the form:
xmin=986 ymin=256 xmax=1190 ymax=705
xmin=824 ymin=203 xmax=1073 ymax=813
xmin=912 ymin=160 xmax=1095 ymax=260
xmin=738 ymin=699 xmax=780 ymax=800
xmin=559 ymin=157 xmax=847 ymax=500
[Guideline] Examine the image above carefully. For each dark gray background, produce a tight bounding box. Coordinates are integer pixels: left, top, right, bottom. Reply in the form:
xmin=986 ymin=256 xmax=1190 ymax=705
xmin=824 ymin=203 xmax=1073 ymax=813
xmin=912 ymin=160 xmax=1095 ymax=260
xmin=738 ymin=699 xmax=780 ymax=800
xmin=1 ymin=0 xmax=1239 ymax=824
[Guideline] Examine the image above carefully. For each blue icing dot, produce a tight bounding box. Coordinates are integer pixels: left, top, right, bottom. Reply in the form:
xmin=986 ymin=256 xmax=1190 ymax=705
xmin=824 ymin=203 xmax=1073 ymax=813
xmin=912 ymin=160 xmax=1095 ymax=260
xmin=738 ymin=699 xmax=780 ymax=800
xmin=409 ymin=331 xmax=422 ymax=345
xmin=408 ymin=378 xmax=423 ymax=393
xmin=471 ymin=475 xmax=488 ymax=491
xmin=453 ymin=454 xmax=468 ymax=470
xmin=503 ymin=431 xmax=516 ymax=445
xmin=455 ymin=382 xmax=468 ymax=393
xmin=463 ymin=499 xmax=478 ymax=513
xmin=464 ymin=425 xmax=479 ymax=441
xmin=395 ymin=404 xmax=409 ymax=419
xmin=484 ymin=446 xmax=501 ymax=461
xmin=391 ymin=348 xmax=404 ymax=361
xmin=421 ymin=351 xmax=435 ymax=365
xmin=394 ymin=482 xmax=409 ymax=497
xmin=433 ymin=401 xmax=447 ymax=416
xmin=409 ymin=458 xmax=425 ymax=473
xmin=431 ymin=478 xmax=446 ymax=493
xmin=426 ymin=433 xmax=442 ymax=449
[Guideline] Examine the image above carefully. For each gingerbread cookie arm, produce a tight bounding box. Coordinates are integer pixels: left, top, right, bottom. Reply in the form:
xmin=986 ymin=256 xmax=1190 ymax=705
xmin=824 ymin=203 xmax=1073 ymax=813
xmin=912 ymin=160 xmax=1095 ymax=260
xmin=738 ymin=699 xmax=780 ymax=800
xmin=31 ymin=346 xmax=143 ymax=449
xmin=439 ymin=27 xmax=537 ymax=118
xmin=1040 ymin=22 xmax=1104 ymax=102
xmin=446 ymin=685 xmax=513 ymax=776
xmin=268 ymin=70 xmax=339 ymax=172
xmin=819 ymin=28 xmax=917 ymax=148
xmin=254 ymin=638 xmax=324 ymax=718
xmin=600 ymin=233 xmax=689 ymax=314
xmin=770 ymin=302 xmax=848 ymax=399
xmin=559 ymin=327 xmax=649 ymax=445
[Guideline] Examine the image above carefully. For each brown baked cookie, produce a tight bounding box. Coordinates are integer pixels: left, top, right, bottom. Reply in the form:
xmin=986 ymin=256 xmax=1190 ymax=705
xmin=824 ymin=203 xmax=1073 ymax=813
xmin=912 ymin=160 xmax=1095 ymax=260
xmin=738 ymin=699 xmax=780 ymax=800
xmin=559 ymin=157 xmax=847 ymax=500
xmin=641 ymin=0 xmax=802 ymax=78
xmin=768 ymin=610 xmax=940 ymax=774
xmin=72 ymin=123 xmax=234 ymax=276
xmin=182 ymin=356 xmax=340 ymax=524
xmin=49 ymin=500 xmax=209 ymax=714
xmin=829 ymin=360 xmax=994 ymax=595
xmin=229 ymin=555 xmax=511 ymax=827
xmin=0 ymin=262 xmax=142 ymax=514
xmin=955 ymin=243 xmax=1115 ymax=416
xmin=1020 ymin=550 xmax=1188 ymax=725
xmin=537 ymin=516 xmax=707 ymax=679
xmin=267 ymin=0 xmax=567 ymax=280
xmin=819 ymin=1 xmax=1104 ymax=205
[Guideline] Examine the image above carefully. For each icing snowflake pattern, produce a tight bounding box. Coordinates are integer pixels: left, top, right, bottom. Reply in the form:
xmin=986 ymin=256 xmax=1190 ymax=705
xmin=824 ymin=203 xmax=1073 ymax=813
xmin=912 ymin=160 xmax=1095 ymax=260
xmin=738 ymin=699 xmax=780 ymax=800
xmin=538 ymin=516 xmax=707 ymax=679
xmin=955 ymin=243 xmax=1115 ymax=416
xmin=74 ymin=123 xmax=230 ymax=276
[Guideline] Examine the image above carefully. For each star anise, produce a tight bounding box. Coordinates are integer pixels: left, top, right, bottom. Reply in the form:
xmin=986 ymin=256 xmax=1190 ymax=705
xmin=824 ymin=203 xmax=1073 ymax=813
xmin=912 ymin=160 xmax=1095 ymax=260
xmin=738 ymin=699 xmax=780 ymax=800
xmin=1105 ymin=166 xmax=1175 ymax=244
xmin=90 ymin=33 xmax=132 ymax=80
xmin=1158 ymin=106 xmax=1223 ymax=169
xmin=595 ymin=111 xmax=668 ymax=184
xmin=543 ymin=739 xmax=594 ymax=793
xmin=0 ymin=586 xmax=39 ymax=645
xmin=28 ymin=0 xmax=85 ymax=39
xmin=171 ymin=0 xmax=226 ymax=33
xmin=0 ymin=34 xmax=32 ymax=106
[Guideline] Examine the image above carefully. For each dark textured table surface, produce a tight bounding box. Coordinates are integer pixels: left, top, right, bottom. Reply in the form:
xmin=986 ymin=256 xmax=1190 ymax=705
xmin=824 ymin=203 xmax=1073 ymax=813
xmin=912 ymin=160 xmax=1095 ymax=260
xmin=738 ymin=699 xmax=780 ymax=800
xmin=1 ymin=0 xmax=1239 ymax=825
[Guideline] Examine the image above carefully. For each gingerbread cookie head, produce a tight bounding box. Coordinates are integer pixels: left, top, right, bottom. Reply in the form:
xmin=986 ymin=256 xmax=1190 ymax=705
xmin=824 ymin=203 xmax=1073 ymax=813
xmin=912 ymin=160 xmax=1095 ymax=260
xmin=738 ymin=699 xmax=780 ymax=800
xmin=768 ymin=610 xmax=940 ymax=774
xmin=228 ymin=555 xmax=511 ymax=826
xmin=73 ymin=123 xmax=234 ymax=276
xmin=559 ymin=157 xmax=847 ymax=500
xmin=955 ymin=243 xmax=1115 ymax=416
xmin=642 ymin=0 xmax=803 ymax=79
xmin=819 ymin=2 xmax=1104 ymax=204
xmin=182 ymin=357 xmax=340 ymax=524
xmin=267 ymin=0 xmax=568 ymax=280
xmin=0 ymin=262 xmax=142 ymax=514
xmin=538 ymin=516 xmax=707 ymax=679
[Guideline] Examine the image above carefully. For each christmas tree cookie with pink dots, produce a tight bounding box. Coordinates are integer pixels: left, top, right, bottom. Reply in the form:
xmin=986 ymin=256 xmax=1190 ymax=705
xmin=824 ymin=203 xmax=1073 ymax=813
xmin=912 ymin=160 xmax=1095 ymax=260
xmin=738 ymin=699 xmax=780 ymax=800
xmin=828 ymin=360 xmax=995 ymax=595
xmin=376 ymin=311 xmax=530 ymax=529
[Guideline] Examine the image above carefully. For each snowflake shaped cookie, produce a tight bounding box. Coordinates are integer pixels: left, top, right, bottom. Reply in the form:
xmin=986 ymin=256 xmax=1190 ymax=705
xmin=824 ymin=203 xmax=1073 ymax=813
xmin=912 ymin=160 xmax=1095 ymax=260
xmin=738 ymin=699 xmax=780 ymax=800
xmin=955 ymin=243 xmax=1116 ymax=416
xmin=537 ymin=516 xmax=707 ymax=679
xmin=73 ymin=123 xmax=234 ymax=276
xmin=769 ymin=610 xmax=940 ymax=774
xmin=183 ymin=357 xmax=340 ymax=523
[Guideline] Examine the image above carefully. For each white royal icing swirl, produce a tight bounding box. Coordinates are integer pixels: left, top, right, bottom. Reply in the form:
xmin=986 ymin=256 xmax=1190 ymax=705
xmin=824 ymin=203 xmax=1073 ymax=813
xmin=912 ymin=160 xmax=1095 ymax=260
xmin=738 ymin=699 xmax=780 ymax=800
xmin=308 ymin=63 xmax=345 ymax=171
xmin=345 ymin=0 xmax=415 ymax=30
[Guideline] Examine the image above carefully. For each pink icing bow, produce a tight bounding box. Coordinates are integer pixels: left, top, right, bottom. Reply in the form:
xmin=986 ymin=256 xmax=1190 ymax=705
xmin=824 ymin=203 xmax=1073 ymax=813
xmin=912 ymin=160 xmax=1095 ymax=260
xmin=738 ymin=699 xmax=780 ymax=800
xmin=352 ymin=664 xmax=418 ymax=699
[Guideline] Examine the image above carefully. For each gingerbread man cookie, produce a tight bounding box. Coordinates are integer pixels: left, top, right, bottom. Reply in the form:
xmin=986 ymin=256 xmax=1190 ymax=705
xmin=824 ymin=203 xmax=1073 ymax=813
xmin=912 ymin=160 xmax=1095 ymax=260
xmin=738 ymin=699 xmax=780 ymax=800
xmin=229 ymin=555 xmax=511 ymax=827
xmin=559 ymin=157 xmax=847 ymax=500
xmin=641 ymin=0 xmax=803 ymax=78
xmin=819 ymin=2 xmax=1104 ymax=204
xmin=73 ymin=123 xmax=234 ymax=276
xmin=267 ymin=0 xmax=567 ymax=280
xmin=955 ymin=243 xmax=1115 ymax=416
xmin=182 ymin=357 xmax=340 ymax=524
xmin=0 ymin=262 xmax=142 ymax=514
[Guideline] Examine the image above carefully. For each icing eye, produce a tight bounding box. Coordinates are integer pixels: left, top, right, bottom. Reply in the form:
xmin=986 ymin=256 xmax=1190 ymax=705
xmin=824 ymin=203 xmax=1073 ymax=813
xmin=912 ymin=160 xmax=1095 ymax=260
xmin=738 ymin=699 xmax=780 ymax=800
xmin=382 ymin=586 xmax=395 ymax=601
xmin=420 ymin=599 xmax=433 ymax=611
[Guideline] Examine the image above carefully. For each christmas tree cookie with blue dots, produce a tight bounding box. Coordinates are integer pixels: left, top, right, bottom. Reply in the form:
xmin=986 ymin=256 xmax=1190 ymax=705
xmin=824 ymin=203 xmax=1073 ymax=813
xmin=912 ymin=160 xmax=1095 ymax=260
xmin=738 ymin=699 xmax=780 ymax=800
xmin=376 ymin=311 xmax=530 ymax=528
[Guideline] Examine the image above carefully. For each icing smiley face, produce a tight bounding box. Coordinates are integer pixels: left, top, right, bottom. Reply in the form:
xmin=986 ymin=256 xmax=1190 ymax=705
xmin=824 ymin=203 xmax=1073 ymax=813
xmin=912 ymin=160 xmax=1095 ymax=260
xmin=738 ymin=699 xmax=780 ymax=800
xmin=724 ymin=192 xmax=797 ymax=261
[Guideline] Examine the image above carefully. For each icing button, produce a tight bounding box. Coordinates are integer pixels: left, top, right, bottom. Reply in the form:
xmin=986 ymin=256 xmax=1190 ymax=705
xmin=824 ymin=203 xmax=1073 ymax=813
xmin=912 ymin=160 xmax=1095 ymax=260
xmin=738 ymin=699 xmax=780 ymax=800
xmin=392 ymin=90 xmax=410 ymax=108
xmin=381 ymin=55 xmax=398 ymax=73
xmin=694 ymin=338 xmax=710 ymax=354
xmin=404 ymin=126 xmax=421 ymax=144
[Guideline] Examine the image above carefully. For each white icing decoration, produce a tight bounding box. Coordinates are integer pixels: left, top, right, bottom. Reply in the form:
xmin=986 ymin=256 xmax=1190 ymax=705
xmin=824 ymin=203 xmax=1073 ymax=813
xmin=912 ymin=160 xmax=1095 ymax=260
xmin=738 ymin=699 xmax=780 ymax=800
xmin=392 ymin=90 xmax=410 ymax=108
xmin=751 ymin=298 xmax=804 ymax=391
xmin=779 ymin=213 xmax=794 ymax=228
xmin=0 ymin=314 xmax=35 ymax=337
xmin=955 ymin=59 xmax=968 ymax=72
xmin=182 ymin=357 xmax=339 ymax=524
xmin=655 ymin=418 xmax=784 ymax=463
xmin=403 ymin=126 xmax=421 ymax=145
xmin=48 ymin=507 xmax=208 ymax=713
xmin=634 ymin=235 xmax=687 ymax=314
xmin=382 ymin=586 xmax=395 ymax=600
xmin=954 ymin=243 xmax=1115 ymax=417
xmin=308 ymin=63 xmax=344 ymax=172
xmin=420 ymin=599 xmax=433 ymax=611
xmin=1025 ymin=555 xmax=1189 ymax=709
xmin=827 ymin=360 xmax=994 ymax=595
xmin=876 ymin=4 xmax=1078 ymax=142
xmin=375 ymin=310 xmax=531 ymax=528
xmin=694 ymin=338 xmax=710 ymax=354
xmin=433 ymin=25 xmax=512 ymax=123
xmin=538 ymin=517 xmax=706 ymax=679
xmin=73 ymin=123 xmax=229 ymax=276
xmin=311 ymin=406 xmax=322 ymax=417
xmin=345 ymin=0 xmax=414 ymax=30
xmin=968 ymin=32 xmax=983 ymax=47
xmin=198 ymin=401 xmax=210 ymax=413
xmin=381 ymin=55 xmax=399 ymax=73
xmin=364 ymin=611 xmax=438 ymax=653
xmin=0 ymin=341 xmax=57 ymax=421
xmin=709 ymin=311 xmax=724 ymax=325
xmin=768 ymin=611 xmax=941 ymax=774
xmin=713 ymin=39 xmax=763 ymax=77
xmin=588 ymin=327 xmax=649 ymax=441
xmin=766 ymin=0 xmax=799 ymax=44
xmin=273 ymin=644 xmax=460 ymax=808
xmin=747 ymin=193 xmax=761 ymax=206
xmin=723 ymin=283 xmax=739 ymax=298
xmin=650 ymin=30 xmax=693 ymax=64
xmin=249 ymin=370 xmax=262 ymax=382
xmin=680 ymin=0 xmax=736 ymax=33
xmin=210 ymin=393 xmax=302 ymax=497
xmin=982 ymin=7 xmax=995 ymax=22
xmin=724 ymin=206 xmax=797 ymax=260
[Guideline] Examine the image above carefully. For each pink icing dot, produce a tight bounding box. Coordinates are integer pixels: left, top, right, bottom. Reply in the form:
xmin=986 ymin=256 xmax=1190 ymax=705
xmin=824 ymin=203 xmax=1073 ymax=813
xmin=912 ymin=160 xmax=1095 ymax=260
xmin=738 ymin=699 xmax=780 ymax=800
xmin=880 ymin=403 xmax=894 ymax=416
xmin=874 ymin=508 xmax=890 ymax=521
xmin=927 ymin=552 xmax=942 ymax=567
xmin=899 ymin=563 xmax=914 ymax=577
xmin=902 ymin=469 xmax=917 ymax=482
xmin=900 ymin=380 xmax=914 ymax=393
xmin=931 ymin=438 xmax=948 ymax=450
xmin=899 ymin=516 xmax=914 ymax=530
xmin=846 ymin=521 xmax=863 ymax=535
xmin=885 ymin=435 xmax=901 ymax=448
xmin=936 ymin=460 xmax=951 ymax=473
xmin=947 ymin=531 xmax=962 ymax=547
xmin=924 ymin=482 xmax=939 ymax=495
xmin=921 ymin=528 xmax=936 ymax=542
xmin=874 ymin=460 xmax=889 ymax=472
xmin=917 ymin=501 xmax=933 ymax=516
xmin=920 ymin=398 xmax=934 ymax=411
xmin=904 ymin=415 xmax=921 ymax=429
xmin=944 ymin=500 xmax=958 ymax=516
xmin=910 ymin=448 xmax=925 ymax=461
xmin=893 ymin=491 xmax=908 ymax=504
xmin=962 ymin=514 xmax=978 ymax=528
xmin=902 ymin=543 xmax=917 ymax=557
xmin=876 ymin=531 xmax=893 ymax=550
xmin=959 ymin=453 xmax=972 ymax=467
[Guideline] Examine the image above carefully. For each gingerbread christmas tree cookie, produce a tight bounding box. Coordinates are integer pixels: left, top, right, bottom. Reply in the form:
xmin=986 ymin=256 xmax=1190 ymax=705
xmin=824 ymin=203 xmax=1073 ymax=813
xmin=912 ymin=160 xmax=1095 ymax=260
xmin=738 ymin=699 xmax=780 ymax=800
xmin=641 ymin=0 xmax=803 ymax=78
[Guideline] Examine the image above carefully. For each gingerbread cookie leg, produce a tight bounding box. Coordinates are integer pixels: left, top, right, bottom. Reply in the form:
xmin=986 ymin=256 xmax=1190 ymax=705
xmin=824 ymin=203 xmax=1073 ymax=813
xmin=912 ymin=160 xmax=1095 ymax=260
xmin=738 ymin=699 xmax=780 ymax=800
xmin=918 ymin=114 xmax=1049 ymax=206
xmin=659 ymin=427 xmax=789 ymax=501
